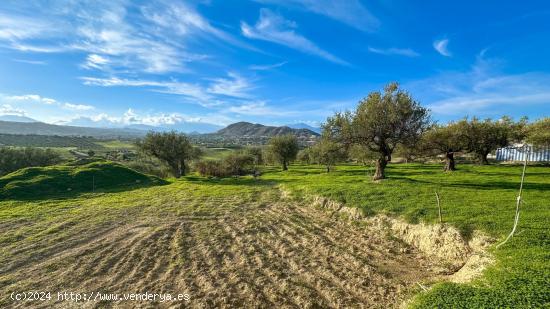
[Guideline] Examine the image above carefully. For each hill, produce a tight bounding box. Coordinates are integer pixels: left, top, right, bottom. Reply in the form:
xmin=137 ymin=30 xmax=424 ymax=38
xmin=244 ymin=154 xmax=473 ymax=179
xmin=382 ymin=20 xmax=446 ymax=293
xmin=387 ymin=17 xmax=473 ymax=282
xmin=0 ymin=115 xmax=37 ymax=123
xmin=216 ymin=121 xmax=319 ymax=137
xmin=0 ymin=133 xmax=103 ymax=148
xmin=65 ymin=117 xmax=222 ymax=133
xmin=0 ymin=161 xmax=165 ymax=199
xmin=0 ymin=120 xmax=145 ymax=139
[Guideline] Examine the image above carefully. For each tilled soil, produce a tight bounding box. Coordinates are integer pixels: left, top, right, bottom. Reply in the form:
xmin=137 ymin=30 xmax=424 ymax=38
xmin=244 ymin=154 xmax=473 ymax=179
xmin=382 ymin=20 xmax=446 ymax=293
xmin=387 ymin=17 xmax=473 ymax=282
xmin=1 ymin=188 xmax=438 ymax=308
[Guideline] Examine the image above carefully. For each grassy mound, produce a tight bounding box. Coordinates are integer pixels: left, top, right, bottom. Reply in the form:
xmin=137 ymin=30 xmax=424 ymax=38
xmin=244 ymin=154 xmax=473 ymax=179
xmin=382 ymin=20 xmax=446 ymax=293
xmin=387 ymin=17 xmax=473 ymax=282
xmin=0 ymin=161 xmax=166 ymax=199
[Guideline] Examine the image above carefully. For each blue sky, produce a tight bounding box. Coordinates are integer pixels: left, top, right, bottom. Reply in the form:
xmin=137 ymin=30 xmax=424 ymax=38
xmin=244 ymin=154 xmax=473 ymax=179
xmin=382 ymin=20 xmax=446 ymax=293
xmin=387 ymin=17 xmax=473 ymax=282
xmin=0 ymin=0 xmax=549 ymax=130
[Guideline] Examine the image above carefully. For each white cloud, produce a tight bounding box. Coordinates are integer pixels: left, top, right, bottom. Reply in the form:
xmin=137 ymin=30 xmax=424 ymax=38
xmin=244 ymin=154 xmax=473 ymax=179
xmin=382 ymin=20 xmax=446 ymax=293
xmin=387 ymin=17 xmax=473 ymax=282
xmin=255 ymin=0 xmax=379 ymax=31
xmin=0 ymin=104 xmax=26 ymax=116
xmin=227 ymin=101 xmax=295 ymax=116
xmin=241 ymin=9 xmax=347 ymax=65
xmin=81 ymin=73 xmax=255 ymax=106
xmin=407 ymin=56 xmax=550 ymax=116
xmin=7 ymin=94 xmax=56 ymax=105
xmin=0 ymin=13 xmax=54 ymax=40
xmin=63 ymin=103 xmax=95 ymax=111
xmin=207 ymin=72 xmax=254 ymax=98
xmin=433 ymin=38 xmax=451 ymax=57
xmin=141 ymin=1 xmax=252 ymax=50
xmin=12 ymin=59 xmax=47 ymax=65
xmin=80 ymin=76 xmax=214 ymax=106
xmin=249 ymin=61 xmax=288 ymax=70
xmin=368 ymin=47 xmax=419 ymax=57
xmin=60 ymin=108 xmax=227 ymax=129
xmin=0 ymin=1 xmax=250 ymax=74
xmin=4 ymin=94 xmax=94 ymax=111
xmin=82 ymin=54 xmax=109 ymax=70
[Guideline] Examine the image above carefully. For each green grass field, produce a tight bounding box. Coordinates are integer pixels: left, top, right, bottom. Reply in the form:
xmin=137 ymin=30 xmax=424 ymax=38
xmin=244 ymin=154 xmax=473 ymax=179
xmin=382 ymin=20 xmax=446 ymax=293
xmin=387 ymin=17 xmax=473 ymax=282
xmin=0 ymin=161 xmax=548 ymax=307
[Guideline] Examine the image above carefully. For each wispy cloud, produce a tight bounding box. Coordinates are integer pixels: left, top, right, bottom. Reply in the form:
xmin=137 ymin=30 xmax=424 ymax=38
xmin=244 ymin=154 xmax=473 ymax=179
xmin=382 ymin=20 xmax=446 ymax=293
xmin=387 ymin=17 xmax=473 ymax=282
xmin=227 ymin=101 xmax=296 ymax=116
xmin=433 ymin=38 xmax=451 ymax=57
xmin=82 ymin=54 xmax=109 ymax=70
xmin=12 ymin=58 xmax=47 ymax=65
xmin=141 ymin=1 xmax=254 ymax=51
xmin=255 ymin=0 xmax=379 ymax=32
xmin=7 ymin=94 xmax=57 ymax=105
xmin=81 ymin=73 xmax=256 ymax=106
xmin=207 ymin=72 xmax=254 ymax=98
xmin=0 ymin=12 xmax=56 ymax=41
xmin=406 ymin=55 xmax=550 ymax=117
xmin=63 ymin=103 xmax=95 ymax=111
xmin=81 ymin=77 xmax=214 ymax=106
xmin=5 ymin=94 xmax=94 ymax=111
xmin=249 ymin=61 xmax=288 ymax=70
xmin=0 ymin=1 xmax=251 ymax=74
xmin=368 ymin=47 xmax=419 ymax=57
xmin=241 ymin=9 xmax=347 ymax=65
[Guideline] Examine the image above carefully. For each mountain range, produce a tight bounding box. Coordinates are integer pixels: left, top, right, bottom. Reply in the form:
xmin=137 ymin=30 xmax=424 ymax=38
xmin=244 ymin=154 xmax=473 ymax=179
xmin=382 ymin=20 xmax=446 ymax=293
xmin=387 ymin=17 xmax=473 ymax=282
xmin=285 ymin=123 xmax=321 ymax=134
xmin=0 ymin=115 xmax=38 ymax=123
xmin=60 ymin=116 xmax=223 ymax=134
xmin=0 ymin=118 xmax=319 ymax=139
xmin=0 ymin=120 xmax=145 ymax=139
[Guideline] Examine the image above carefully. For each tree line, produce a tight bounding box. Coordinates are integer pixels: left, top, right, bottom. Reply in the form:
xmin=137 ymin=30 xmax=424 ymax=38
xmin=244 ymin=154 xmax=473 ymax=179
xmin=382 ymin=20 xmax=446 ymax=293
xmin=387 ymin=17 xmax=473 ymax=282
xmin=2 ymin=82 xmax=546 ymax=180
xmin=134 ymin=82 xmax=548 ymax=180
xmin=0 ymin=148 xmax=63 ymax=176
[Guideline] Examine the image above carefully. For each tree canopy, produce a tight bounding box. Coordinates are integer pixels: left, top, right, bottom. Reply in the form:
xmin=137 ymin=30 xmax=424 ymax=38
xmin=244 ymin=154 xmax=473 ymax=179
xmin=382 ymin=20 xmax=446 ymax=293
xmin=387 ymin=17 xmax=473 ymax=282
xmin=421 ymin=122 xmax=467 ymax=171
xmin=526 ymin=117 xmax=550 ymax=147
xmin=136 ymin=131 xmax=201 ymax=178
xmin=324 ymin=82 xmax=431 ymax=180
xmin=267 ymin=134 xmax=299 ymax=171
xmin=462 ymin=117 xmax=521 ymax=165
xmin=311 ymin=139 xmax=347 ymax=172
xmin=0 ymin=147 xmax=62 ymax=176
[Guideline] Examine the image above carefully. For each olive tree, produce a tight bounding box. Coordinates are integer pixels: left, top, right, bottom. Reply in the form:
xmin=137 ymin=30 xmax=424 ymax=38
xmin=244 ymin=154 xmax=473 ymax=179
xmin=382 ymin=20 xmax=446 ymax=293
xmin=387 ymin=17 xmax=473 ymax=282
xmin=243 ymin=146 xmax=264 ymax=166
xmin=136 ymin=131 xmax=201 ymax=178
xmin=267 ymin=134 xmax=299 ymax=170
xmin=324 ymin=82 xmax=431 ymax=180
xmin=311 ymin=139 xmax=347 ymax=172
xmin=526 ymin=117 xmax=550 ymax=146
xmin=462 ymin=117 xmax=518 ymax=165
xmin=297 ymin=147 xmax=316 ymax=164
xmin=421 ymin=122 xmax=467 ymax=171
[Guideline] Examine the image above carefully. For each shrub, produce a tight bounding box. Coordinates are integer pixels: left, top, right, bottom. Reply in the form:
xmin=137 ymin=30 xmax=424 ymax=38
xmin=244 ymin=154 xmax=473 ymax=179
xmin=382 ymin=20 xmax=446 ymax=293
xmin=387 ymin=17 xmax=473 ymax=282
xmin=0 ymin=147 xmax=63 ymax=176
xmin=194 ymin=160 xmax=229 ymax=178
xmin=224 ymin=153 xmax=254 ymax=176
xmin=195 ymin=153 xmax=255 ymax=178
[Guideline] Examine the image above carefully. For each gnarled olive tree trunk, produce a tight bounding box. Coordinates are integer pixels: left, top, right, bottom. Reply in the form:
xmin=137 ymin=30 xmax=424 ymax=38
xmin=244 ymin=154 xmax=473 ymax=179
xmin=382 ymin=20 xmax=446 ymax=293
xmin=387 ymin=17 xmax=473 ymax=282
xmin=373 ymin=155 xmax=388 ymax=180
xmin=444 ymin=151 xmax=456 ymax=171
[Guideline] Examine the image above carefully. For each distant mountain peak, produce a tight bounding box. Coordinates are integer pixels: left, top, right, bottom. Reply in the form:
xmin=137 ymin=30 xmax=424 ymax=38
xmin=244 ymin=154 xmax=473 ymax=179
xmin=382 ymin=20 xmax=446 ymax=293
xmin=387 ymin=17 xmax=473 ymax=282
xmin=285 ymin=122 xmax=321 ymax=133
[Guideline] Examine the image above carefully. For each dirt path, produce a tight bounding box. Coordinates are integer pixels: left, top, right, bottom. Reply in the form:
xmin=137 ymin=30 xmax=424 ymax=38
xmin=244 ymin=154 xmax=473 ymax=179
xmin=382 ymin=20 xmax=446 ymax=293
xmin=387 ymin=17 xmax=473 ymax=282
xmin=1 ymin=188 xmax=437 ymax=308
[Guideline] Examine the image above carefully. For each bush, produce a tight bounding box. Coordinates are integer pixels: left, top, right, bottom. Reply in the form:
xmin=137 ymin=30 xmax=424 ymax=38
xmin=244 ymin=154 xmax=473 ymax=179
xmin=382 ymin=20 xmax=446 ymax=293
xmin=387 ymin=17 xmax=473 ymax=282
xmin=194 ymin=160 xmax=229 ymax=178
xmin=194 ymin=153 xmax=255 ymax=178
xmin=0 ymin=147 xmax=63 ymax=176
